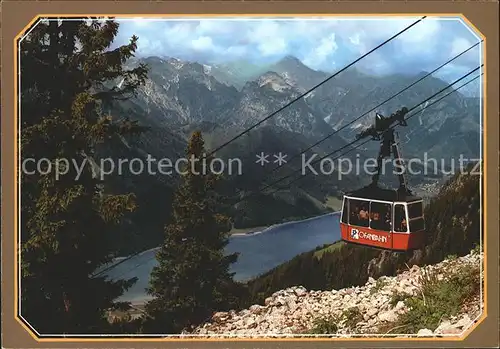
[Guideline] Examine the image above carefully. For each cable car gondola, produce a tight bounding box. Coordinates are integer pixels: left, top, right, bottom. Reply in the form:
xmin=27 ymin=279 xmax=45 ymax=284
xmin=340 ymin=107 xmax=426 ymax=252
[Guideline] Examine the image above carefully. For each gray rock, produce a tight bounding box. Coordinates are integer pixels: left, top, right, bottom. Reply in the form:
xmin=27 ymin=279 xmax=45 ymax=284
xmin=417 ymin=328 xmax=433 ymax=336
xmin=377 ymin=310 xmax=398 ymax=322
xmin=366 ymin=307 xmax=379 ymax=317
xmin=455 ymin=314 xmax=472 ymax=329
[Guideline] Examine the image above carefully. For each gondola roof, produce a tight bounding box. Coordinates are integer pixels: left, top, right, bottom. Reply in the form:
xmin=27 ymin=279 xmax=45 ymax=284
xmin=346 ymin=185 xmax=421 ymax=203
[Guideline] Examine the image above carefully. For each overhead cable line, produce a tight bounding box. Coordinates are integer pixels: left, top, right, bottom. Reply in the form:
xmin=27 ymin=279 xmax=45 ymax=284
xmin=206 ymin=16 xmax=427 ymax=156
xmin=104 ymin=72 xmax=482 ymax=279
xmin=226 ymin=40 xmax=481 ymax=202
xmin=265 ymin=72 xmax=483 ymax=195
xmin=91 ymin=251 xmax=147 ymax=278
xmin=231 ymin=64 xmax=483 ymax=205
xmin=269 ymin=138 xmax=372 ymax=193
xmin=92 ymin=18 xmax=427 ymax=278
xmin=97 ymin=19 xmax=490 ymax=278
xmin=95 ymin=65 xmax=482 ymax=278
xmin=260 ymin=40 xmax=483 ymax=179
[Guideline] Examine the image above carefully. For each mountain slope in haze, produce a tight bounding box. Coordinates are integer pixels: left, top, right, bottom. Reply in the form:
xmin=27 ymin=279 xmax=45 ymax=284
xmin=120 ymin=55 xmax=361 ymax=191
xmin=103 ymin=59 xmax=346 ymax=253
xmin=122 ymin=54 xmax=480 ymax=165
xmin=204 ymin=56 xmax=481 ymax=166
xmin=210 ymin=60 xmax=270 ymax=90
xmin=122 ymin=56 xmax=241 ymax=127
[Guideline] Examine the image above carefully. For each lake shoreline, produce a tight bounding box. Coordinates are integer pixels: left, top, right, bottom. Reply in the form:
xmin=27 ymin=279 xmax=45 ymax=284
xmin=229 ymin=211 xmax=341 ymax=237
xmin=231 ymin=211 xmax=341 ymax=237
xmin=108 ymin=212 xmax=342 ymax=305
xmin=114 ymin=211 xmax=342 ymax=260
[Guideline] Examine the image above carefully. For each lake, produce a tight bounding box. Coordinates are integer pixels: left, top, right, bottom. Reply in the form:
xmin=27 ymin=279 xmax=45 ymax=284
xmin=105 ymin=212 xmax=341 ymax=303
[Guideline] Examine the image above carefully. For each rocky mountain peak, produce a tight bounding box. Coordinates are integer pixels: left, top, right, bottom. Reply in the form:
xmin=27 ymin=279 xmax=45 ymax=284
xmin=165 ymin=57 xmax=186 ymax=69
xmin=278 ymin=54 xmax=305 ymax=67
xmin=256 ymin=71 xmax=294 ymax=92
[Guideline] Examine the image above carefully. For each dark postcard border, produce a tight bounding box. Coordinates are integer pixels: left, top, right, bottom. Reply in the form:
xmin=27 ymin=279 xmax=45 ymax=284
xmin=1 ymin=1 xmax=499 ymax=348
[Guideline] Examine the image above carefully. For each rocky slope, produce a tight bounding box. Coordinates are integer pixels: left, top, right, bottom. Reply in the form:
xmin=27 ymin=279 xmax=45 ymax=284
xmin=192 ymin=250 xmax=482 ymax=338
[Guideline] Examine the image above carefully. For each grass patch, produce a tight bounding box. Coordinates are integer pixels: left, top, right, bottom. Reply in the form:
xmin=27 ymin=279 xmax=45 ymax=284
xmin=342 ymin=307 xmax=363 ymax=329
xmin=389 ymin=291 xmax=410 ymax=307
xmin=325 ymin=196 xmax=343 ymax=211
xmin=370 ymin=278 xmax=389 ymax=295
xmin=309 ymin=315 xmax=340 ymax=334
xmin=378 ymin=264 xmax=480 ymax=334
xmin=313 ymin=241 xmax=345 ymax=259
xmin=308 ymin=307 xmax=363 ymax=334
xmin=472 ymin=243 xmax=481 ymax=255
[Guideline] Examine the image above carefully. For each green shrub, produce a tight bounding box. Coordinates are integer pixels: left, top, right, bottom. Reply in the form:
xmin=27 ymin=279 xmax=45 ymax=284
xmin=370 ymin=278 xmax=389 ymax=295
xmin=309 ymin=315 xmax=340 ymax=334
xmin=382 ymin=265 xmax=480 ymax=334
xmin=242 ymin=170 xmax=481 ymax=312
xmin=390 ymin=291 xmax=409 ymax=307
xmin=342 ymin=307 xmax=363 ymax=329
xmin=472 ymin=243 xmax=481 ymax=255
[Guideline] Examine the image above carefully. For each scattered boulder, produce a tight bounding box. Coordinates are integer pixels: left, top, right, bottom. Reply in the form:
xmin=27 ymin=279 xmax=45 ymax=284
xmin=191 ymin=251 xmax=482 ymax=338
xmin=417 ymin=328 xmax=433 ymax=336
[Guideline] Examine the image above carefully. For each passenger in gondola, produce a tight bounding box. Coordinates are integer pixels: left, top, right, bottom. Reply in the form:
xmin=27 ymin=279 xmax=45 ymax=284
xmin=394 ymin=205 xmax=407 ymax=232
xmin=395 ymin=217 xmax=407 ymax=232
xmin=359 ymin=205 xmax=369 ymax=219
xmin=370 ymin=211 xmax=388 ymax=231
xmin=384 ymin=211 xmax=391 ymax=230
xmin=358 ymin=205 xmax=369 ymax=226
xmin=401 ymin=219 xmax=407 ymax=231
xmin=350 ymin=204 xmax=358 ymax=225
xmin=370 ymin=211 xmax=381 ymax=229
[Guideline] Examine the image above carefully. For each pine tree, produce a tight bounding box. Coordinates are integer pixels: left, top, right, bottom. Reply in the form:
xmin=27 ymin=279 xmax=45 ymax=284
xmin=20 ymin=18 xmax=148 ymax=334
xmin=143 ymin=131 xmax=245 ymax=334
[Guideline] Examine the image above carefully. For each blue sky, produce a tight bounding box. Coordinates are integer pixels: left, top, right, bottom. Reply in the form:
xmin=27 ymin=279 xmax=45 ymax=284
xmin=112 ymin=16 xmax=482 ymax=83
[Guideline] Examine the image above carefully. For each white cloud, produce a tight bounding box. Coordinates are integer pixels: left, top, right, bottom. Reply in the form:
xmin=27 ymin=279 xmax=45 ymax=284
xmin=114 ymin=17 xmax=481 ymax=75
xmin=159 ymin=23 xmax=195 ymax=47
xmin=303 ymin=33 xmax=338 ymax=67
xmin=400 ymin=19 xmax=441 ymax=44
xmin=349 ymin=33 xmax=360 ymax=45
xmin=362 ymin=52 xmax=393 ymax=75
xmin=191 ymin=36 xmax=215 ymax=51
xmin=398 ymin=19 xmax=441 ymax=55
xmin=130 ymin=17 xmax=153 ymax=28
xmin=451 ymin=37 xmax=473 ymax=56
xmin=195 ymin=20 xmax=234 ymax=35
xmin=225 ymin=45 xmax=248 ymax=56
xmin=258 ymin=37 xmax=287 ymax=56
xmin=245 ymin=21 xmax=289 ymax=56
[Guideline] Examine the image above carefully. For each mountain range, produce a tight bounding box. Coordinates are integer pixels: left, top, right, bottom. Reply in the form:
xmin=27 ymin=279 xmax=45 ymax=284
xmin=120 ymin=54 xmax=480 ymax=161
xmin=103 ymin=54 xmax=481 ymax=254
